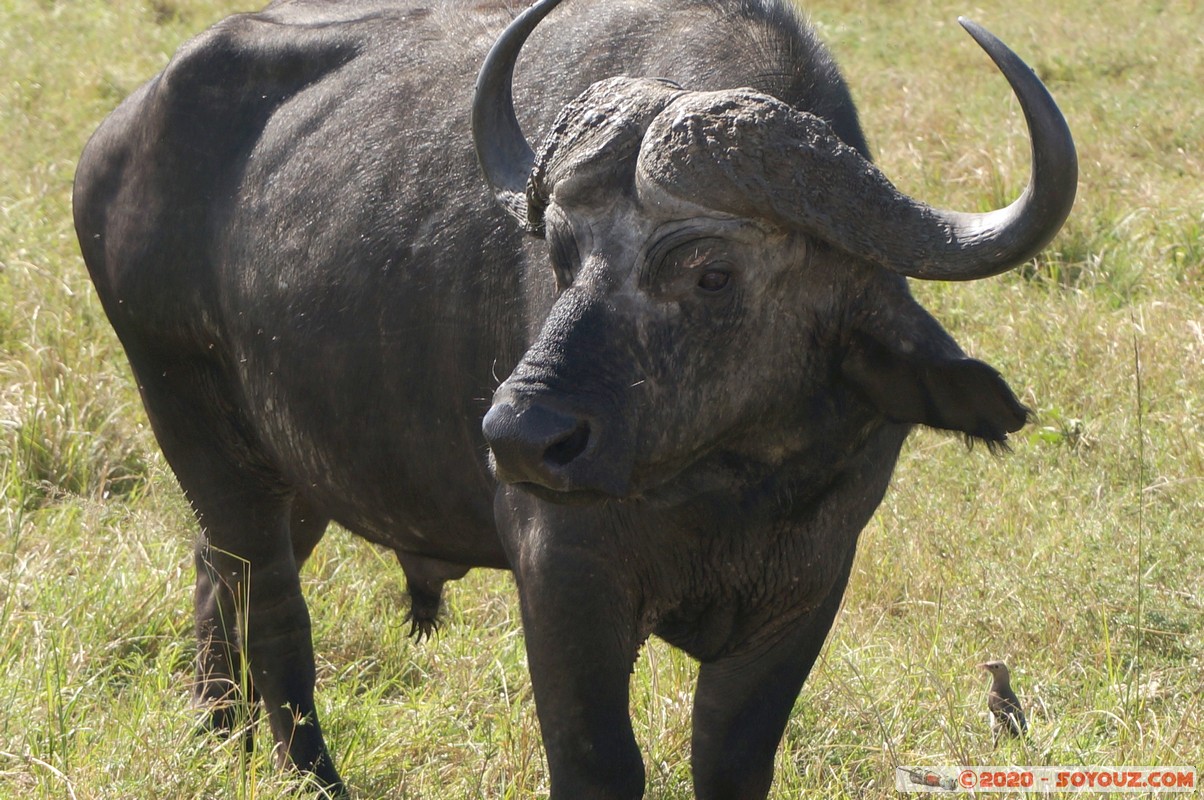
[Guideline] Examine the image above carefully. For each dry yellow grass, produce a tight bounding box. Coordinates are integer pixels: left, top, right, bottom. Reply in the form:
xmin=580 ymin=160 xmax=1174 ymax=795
xmin=1 ymin=0 xmax=1199 ymax=797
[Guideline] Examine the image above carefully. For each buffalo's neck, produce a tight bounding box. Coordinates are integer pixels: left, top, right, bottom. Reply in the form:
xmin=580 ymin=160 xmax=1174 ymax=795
xmin=502 ymin=416 xmax=911 ymax=662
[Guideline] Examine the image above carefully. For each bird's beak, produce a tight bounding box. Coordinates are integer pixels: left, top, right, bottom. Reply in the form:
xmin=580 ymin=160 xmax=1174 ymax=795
xmin=977 ymin=663 xmax=989 ymax=670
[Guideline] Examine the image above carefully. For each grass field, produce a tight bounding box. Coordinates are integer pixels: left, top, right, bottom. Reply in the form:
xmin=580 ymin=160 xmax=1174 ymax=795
xmin=1 ymin=0 xmax=1201 ymax=797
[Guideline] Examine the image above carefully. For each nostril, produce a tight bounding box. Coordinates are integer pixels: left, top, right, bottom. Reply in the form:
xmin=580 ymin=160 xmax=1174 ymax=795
xmin=483 ymin=400 xmax=593 ymax=486
xmin=543 ymin=420 xmax=590 ymax=467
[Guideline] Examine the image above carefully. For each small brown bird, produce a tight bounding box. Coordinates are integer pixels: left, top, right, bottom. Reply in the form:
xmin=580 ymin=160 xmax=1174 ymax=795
xmin=980 ymin=660 xmax=1027 ymax=740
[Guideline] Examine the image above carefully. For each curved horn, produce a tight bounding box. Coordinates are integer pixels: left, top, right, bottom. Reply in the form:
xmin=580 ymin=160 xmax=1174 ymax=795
xmin=472 ymin=0 xmax=566 ymax=232
xmin=899 ymin=18 xmax=1077 ymax=280
xmin=638 ymin=20 xmax=1076 ymax=281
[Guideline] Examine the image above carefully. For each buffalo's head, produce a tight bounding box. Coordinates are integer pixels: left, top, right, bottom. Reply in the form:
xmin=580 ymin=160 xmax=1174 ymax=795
xmin=474 ymin=0 xmax=1076 ymax=502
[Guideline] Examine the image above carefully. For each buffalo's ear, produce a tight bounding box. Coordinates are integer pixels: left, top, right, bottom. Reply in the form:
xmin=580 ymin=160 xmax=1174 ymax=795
xmin=840 ymin=330 xmax=1030 ymax=446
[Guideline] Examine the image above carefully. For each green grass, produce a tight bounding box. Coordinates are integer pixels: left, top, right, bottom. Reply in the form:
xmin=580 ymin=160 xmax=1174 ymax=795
xmin=1 ymin=0 xmax=1201 ymax=797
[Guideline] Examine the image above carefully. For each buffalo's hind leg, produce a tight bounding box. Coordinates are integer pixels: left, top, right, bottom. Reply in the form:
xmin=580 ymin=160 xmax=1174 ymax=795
xmin=194 ymin=493 xmax=330 ymax=751
xmin=193 ymin=541 xmax=256 ymax=750
xmin=190 ymin=495 xmax=342 ymax=794
xmin=135 ymin=358 xmax=344 ymax=795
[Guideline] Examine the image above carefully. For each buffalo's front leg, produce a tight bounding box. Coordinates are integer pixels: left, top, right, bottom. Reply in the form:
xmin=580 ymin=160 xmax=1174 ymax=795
xmin=498 ymin=493 xmax=645 ymax=799
xmin=517 ymin=568 xmax=645 ymax=799
xmin=690 ymin=554 xmax=854 ymax=800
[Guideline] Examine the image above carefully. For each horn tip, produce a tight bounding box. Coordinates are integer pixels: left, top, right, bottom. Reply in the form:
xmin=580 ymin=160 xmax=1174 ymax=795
xmin=956 ymin=16 xmax=997 ymax=49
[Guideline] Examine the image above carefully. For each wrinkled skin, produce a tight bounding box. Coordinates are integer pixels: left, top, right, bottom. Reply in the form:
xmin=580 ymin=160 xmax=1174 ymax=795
xmin=73 ymin=0 xmax=1064 ymax=797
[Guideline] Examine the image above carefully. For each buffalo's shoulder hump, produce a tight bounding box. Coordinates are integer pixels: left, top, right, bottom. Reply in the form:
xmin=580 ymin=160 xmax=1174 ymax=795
xmin=151 ymin=9 xmax=364 ymax=139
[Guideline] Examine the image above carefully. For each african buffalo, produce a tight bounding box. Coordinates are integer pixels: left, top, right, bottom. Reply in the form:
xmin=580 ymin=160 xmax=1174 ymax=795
xmin=73 ymin=0 xmax=1076 ymax=796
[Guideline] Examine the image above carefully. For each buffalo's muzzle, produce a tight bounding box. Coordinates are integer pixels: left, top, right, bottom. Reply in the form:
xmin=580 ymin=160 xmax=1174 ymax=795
xmin=482 ymin=400 xmax=593 ymax=489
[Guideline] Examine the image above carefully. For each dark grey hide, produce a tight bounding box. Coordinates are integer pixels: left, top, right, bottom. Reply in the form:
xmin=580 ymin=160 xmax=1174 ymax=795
xmin=73 ymin=0 xmax=1076 ymax=796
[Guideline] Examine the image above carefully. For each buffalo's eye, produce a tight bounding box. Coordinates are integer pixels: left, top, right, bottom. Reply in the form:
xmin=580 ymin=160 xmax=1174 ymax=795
xmin=648 ymin=235 xmax=740 ymax=299
xmin=697 ymin=269 xmax=731 ymax=292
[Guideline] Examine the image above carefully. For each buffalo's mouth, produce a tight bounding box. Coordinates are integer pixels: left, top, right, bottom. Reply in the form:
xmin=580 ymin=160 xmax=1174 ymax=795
xmin=505 ymin=480 xmax=620 ymax=506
